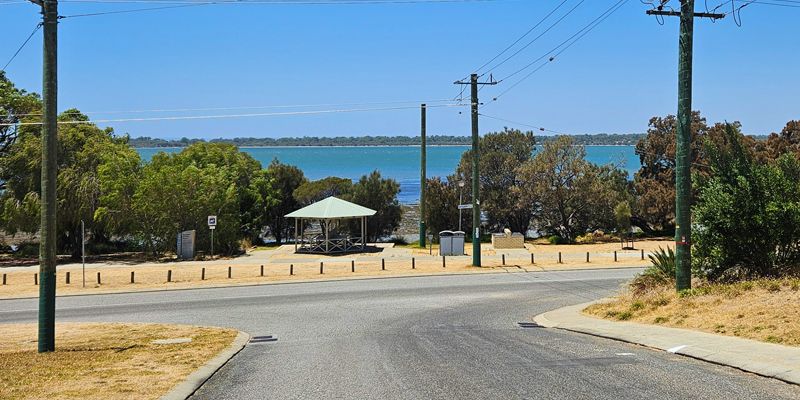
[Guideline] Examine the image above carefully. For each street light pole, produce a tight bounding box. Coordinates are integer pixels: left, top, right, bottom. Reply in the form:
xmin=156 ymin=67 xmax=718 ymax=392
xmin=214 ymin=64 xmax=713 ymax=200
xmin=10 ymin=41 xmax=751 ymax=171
xmin=458 ymin=180 xmax=465 ymax=232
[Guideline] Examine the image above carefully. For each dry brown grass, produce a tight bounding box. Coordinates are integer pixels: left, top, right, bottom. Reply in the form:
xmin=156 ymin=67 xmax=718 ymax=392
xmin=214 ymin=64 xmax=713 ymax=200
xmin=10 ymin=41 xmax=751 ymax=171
xmin=0 ymin=323 xmax=237 ymax=400
xmin=585 ymin=278 xmax=800 ymax=346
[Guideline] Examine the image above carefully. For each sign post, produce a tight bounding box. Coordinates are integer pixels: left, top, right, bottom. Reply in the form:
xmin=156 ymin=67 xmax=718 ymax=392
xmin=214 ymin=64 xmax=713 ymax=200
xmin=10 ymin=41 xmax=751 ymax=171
xmin=208 ymin=215 xmax=217 ymax=259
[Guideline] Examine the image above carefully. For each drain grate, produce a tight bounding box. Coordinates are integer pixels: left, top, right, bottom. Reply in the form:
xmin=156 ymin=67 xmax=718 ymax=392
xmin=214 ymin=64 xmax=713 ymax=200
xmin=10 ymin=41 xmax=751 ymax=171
xmin=249 ymin=335 xmax=278 ymax=344
xmin=517 ymin=322 xmax=542 ymax=328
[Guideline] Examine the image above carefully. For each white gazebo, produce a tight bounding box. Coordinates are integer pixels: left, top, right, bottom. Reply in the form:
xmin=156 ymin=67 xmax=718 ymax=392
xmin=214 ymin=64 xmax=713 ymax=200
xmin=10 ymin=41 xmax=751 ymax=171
xmin=285 ymin=196 xmax=376 ymax=254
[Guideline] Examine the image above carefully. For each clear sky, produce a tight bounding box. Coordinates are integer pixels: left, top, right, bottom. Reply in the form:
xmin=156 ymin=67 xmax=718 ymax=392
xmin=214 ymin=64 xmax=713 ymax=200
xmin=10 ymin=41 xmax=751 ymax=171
xmin=1 ymin=0 xmax=797 ymax=139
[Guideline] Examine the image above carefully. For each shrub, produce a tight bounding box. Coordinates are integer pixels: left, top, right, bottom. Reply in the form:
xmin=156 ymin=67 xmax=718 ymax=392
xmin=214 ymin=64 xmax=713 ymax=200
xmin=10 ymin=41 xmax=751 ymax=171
xmin=629 ymin=246 xmax=675 ymax=294
xmin=548 ymin=235 xmax=567 ymax=245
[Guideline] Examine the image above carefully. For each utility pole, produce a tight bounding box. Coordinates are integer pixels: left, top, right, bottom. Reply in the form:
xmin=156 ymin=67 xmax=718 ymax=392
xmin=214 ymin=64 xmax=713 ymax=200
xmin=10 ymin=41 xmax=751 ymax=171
xmin=454 ymin=73 xmax=497 ymax=267
xmin=647 ymin=1 xmax=724 ymax=291
xmin=33 ymin=0 xmax=58 ymax=352
xmin=419 ymin=103 xmax=427 ymax=248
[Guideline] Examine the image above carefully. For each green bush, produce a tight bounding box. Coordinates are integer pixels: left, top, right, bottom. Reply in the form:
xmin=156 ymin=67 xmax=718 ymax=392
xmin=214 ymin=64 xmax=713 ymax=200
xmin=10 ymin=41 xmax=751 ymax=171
xmin=693 ymin=123 xmax=800 ymax=281
xmin=14 ymin=242 xmax=39 ymax=257
xmin=548 ymin=235 xmax=567 ymax=245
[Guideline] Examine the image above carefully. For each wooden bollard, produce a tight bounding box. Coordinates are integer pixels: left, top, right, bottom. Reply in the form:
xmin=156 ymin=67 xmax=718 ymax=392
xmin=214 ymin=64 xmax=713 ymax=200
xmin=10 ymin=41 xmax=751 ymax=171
xmin=412 ymin=257 xmax=415 ymax=269
xmin=320 ymin=262 xmax=324 ymax=275
xmin=502 ymin=254 xmax=506 ymax=265
xmin=351 ymin=260 xmax=355 ymax=273
xmin=97 ymin=272 xmax=101 ymax=285
xmin=442 ymin=256 xmax=446 ymax=268
xmin=201 ymin=268 xmax=205 ymax=280
xmin=131 ymin=271 xmax=135 ymax=284
xmin=641 ymin=249 xmax=645 ymax=260
xmin=614 ymin=251 xmax=617 ymax=262
xmin=66 ymin=271 xmax=71 ymax=284
xmin=290 ymin=264 xmax=294 ymax=276
xmin=228 ymin=266 xmax=232 ymax=279
xmin=586 ymin=252 xmax=590 ymax=263
xmin=167 ymin=270 xmax=172 ymax=282
xmin=558 ymin=252 xmax=562 ymax=264
xmin=34 ymin=273 xmax=38 ymax=285
xmin=382 ymin=259 xmax=385 ymax=271
xmin=2 ymin=273 xmax=6 ymax=285
xmin=531 ymin=253 xmax=535 ymax=264
xmin=260 ymin=265 xmax=264 ymax=277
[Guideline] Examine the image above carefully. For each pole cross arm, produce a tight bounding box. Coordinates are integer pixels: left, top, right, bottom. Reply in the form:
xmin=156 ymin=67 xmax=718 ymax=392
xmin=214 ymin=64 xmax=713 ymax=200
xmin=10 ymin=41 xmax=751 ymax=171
xmin=646 ymin=9 xmax=726 ymax=19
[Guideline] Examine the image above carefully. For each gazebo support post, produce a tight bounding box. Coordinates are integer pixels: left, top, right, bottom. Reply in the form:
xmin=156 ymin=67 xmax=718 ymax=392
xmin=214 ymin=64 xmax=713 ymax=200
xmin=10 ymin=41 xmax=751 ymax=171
xmin=294 ymin=218 xmax=298 ymax=252
xmin=361 ymin=216 xmax=366 ymax=249
xmin=325 ymin=219 xmax=329 ymax=253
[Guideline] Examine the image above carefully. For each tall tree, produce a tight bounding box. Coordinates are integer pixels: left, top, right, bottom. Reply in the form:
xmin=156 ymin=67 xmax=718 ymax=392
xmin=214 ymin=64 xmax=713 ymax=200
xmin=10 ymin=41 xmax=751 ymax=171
xmin=348 ymin=170 xmax=402 ymax=242
xmin=265 ymin=160 xmax=306 ymax=244
xmin=456 ymin=128 xmax=536 ymax=234
xmin=0 ymin=72 xmax=42 ymax=191
xmin=632 ymin=112 xmax=709 ymax=233
xmin=293 ymin=177 xmax=353 ymax=206
xmin=516 ymin=136 xmax=629 ymax=241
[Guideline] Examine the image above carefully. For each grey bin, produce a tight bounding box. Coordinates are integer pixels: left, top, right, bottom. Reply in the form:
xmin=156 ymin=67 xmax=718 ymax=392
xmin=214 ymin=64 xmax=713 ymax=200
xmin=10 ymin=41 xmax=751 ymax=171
xmin=439 ymin=230 xmax=465 ymax=256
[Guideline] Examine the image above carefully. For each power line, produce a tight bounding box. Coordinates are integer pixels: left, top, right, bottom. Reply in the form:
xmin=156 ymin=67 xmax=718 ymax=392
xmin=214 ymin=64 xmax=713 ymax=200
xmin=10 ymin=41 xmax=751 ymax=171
xmin=479 ymin=113 xmax=566 ymax=134
xmin=1 ymin=23 xmax=42 ymax=72
xmin=473 ymin=0 xmax=570 ymax=75
xmin=491 ymin=0 xmax=630 ymax=101
xmin=1 ymin=103 xmax=466 ymax=126
xmin=479 ymin=0 xmax=586 ymax=77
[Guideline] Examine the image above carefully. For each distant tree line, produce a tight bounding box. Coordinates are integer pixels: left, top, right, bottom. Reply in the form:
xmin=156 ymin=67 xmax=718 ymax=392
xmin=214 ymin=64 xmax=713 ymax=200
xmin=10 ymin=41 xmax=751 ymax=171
xmin=127 ymin=133 xmax=650 ymax=148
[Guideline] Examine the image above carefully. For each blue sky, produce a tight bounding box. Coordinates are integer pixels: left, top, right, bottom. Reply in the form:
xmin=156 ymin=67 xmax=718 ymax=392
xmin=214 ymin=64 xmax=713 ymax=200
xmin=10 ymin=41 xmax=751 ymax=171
xmin=1 ymin=0 xmax=797 ymax=139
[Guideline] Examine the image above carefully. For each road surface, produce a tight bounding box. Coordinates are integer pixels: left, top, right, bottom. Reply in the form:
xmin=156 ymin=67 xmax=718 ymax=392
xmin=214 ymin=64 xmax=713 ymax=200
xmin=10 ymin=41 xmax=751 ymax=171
xmin=1 ymin=268 xmax=798 ymax=399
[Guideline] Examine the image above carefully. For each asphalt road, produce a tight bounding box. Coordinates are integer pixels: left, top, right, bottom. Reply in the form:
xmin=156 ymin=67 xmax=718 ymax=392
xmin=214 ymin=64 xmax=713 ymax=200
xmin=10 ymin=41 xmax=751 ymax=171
xmin=2 ymin=268 xmax=798 ymax=400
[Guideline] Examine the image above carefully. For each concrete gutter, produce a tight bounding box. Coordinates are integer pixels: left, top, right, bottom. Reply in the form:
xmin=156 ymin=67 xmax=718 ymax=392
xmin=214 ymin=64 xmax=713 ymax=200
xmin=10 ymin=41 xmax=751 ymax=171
xmin=161 ymin=331 xmax=251 ymax=400
xmin=534 ymin=301 xmax=800 ymax=386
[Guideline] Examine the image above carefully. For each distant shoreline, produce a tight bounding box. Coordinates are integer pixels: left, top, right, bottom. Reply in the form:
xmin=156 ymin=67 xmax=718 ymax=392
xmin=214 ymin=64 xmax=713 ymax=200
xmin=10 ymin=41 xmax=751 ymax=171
xmin=133 ymin=144 xmax=637 ymax=149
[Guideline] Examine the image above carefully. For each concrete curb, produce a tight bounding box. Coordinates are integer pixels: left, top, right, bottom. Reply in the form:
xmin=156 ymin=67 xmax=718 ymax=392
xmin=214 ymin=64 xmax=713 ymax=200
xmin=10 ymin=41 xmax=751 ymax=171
xmin=161 ymin=331 xmax=251 ymax=400
xmin=534 ymin=301 xmax=800 ymax=386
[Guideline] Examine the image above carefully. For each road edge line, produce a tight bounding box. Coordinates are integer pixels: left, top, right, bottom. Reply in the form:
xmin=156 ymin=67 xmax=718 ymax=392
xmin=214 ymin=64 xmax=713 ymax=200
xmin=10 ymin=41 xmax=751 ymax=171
xmin=161 ymin=330 xmax=251 ymax=400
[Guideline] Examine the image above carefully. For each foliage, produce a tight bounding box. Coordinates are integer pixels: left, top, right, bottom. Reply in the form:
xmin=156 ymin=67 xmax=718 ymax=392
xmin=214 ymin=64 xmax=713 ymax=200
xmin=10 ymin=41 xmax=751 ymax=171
xmin=614 ymin=201 xmax=632 ymax=235
xmin=759 ymin=120 xmax=800 ymax=160
xmin=456 ymin=128 xmax=537 ymax=234
xmin=0 ymin=71 xmax=42 ymax=191
xmin=422 ymin=177 xmax=460 ymax=240
xmin=0 ymin=109 xmax=137 ymax=257
xmin=264 ymin=160 xmax=306 ymax=244
xmin=293 ymin=176 xmax=352 ymax=206
xmin=348 ymin=170 xmax=402 ymax=242
xmin=515 ymin=136 xmax=630 ymax=242
xmin=632 ymin=112 xmax=710 ymax=233
xmin=629 ymin=247 xmax=675 ymax=295
xmin=693 ymin=123 xmax=800 ymax=281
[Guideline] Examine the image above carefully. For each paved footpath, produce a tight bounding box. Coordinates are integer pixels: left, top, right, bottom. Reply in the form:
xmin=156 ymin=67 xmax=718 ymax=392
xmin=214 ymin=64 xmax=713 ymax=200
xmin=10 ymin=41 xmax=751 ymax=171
xmin=1 ymin=269 xmax=798 ymax=399
xmin=535 ymin=302 xmax=800 ymax=385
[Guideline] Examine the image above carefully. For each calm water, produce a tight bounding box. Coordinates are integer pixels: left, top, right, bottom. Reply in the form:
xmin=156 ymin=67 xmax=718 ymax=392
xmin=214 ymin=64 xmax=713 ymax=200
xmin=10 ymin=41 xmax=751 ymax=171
xmin=136 ymin=145 xmax=640 ymax=204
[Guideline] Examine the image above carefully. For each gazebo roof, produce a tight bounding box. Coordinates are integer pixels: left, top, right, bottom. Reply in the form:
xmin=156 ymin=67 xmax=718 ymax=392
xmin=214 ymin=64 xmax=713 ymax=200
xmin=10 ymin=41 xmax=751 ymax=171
xmin=285 ymin=196 xmax=376 ymax=219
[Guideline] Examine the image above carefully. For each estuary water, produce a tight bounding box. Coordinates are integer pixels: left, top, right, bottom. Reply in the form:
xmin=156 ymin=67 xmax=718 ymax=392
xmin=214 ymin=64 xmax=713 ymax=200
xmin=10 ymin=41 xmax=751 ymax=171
xmin=136 ymin=145 xmax=640 ymax=204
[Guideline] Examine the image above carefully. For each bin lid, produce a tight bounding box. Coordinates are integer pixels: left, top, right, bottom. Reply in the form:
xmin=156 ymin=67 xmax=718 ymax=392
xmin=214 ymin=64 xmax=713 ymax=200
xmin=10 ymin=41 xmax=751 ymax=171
xmin=452 ymin=231 xmax=465 ymax=237
xmin=439 ymin=230 xmax=454 ymax=236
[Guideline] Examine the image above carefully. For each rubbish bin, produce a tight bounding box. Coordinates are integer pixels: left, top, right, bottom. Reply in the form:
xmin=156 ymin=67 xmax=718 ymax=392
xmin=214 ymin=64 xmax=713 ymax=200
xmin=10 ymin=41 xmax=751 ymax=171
xmin=439 ymin=230 xmax=454 ymax=256
xmin=452 ymin=231 xmax=465 ymax=256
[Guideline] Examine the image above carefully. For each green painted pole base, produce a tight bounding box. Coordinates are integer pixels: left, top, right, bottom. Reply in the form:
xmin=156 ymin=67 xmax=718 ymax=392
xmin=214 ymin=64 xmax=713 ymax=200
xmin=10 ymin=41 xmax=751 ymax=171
xmin=419 ymin=222 xmax=426 ymax=248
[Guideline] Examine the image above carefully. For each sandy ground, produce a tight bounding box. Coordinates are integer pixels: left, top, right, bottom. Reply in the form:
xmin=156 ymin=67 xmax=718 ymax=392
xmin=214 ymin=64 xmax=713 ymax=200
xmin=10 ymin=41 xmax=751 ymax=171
xmin=0 ymin=240 xmax=671 ymax=299
xmin=0 ymin=322 xmax=237 ymax=400
xmin=585 ymin=279 xmax=800 ymax=347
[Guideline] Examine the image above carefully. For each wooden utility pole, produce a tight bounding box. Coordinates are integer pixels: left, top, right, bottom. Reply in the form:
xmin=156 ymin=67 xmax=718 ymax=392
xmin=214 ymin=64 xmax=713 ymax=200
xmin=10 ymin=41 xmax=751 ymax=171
xmin=454 ymin=74 xmax=496 ymax=267
xmin=647 ymin=1 xmax=724 ymax=291
xmin=33 ymin=0 xmax=59 ymax=352
xmin=419 ymin=103 xmax=427 ymax=248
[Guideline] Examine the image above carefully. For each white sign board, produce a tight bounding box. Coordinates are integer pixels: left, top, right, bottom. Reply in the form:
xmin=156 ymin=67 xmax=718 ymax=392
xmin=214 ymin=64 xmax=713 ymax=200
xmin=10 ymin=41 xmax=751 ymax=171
xmin=458 ymin=204 xmax=473 ymax=210
xmin=208 ymin=215 xmax=217 ymax=228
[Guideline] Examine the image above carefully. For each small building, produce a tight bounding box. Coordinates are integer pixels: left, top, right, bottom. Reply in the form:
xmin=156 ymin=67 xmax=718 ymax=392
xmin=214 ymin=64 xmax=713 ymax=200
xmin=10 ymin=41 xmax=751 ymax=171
xmin=286 ymin=196 xmax=376 ymax=254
